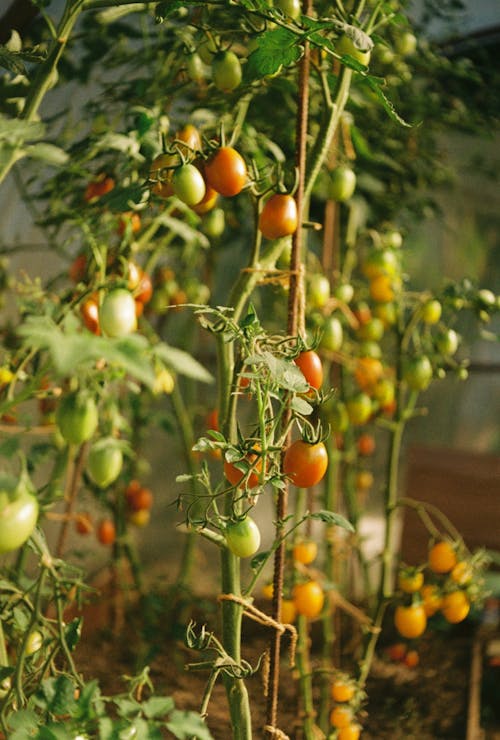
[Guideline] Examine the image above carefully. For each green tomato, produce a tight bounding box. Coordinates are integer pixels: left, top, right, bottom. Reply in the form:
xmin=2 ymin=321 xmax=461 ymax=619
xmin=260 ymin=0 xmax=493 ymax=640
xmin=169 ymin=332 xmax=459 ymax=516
xmin=56 ymin=392 xmax=98 ymax=445
xmin=25 ymin=630 xmax=43 ymax=656
xmin=212 ymin=50 xmax=242 ymax=92
xmin=356 ymin=317 xmax=384 ymax=342
xmin=186 ymin=52 xmax=206 ymax=82
xmin=225 ymin=516 xmax=261 ymax=558
xmin=336 ymin=34 xmax=372 ymax=66
xmin=0 ymin=474 xmax=39 ymax=554
xmin=202 ymin=207 xmax=225 ymax=238
xmin=403 ymin=355 xmax=433 ymax=391
xmin=421 ymin=299 xmax=442 ymax=325
xmin=333 ymin=283 xmax=354 ymax=304
xmin=436 ymin=328 xmax=459 ymax=356
xmin=324 ymin=400 xmax=349 ymax=433
xmin=396 ymin=31 xmax=417 ymax=57
xmin=308 ymin=274 xmax=330 ymax=309
xmin=172 ymin=164 xmax=206 ymax=206
xmin=273 ymin=0 xmax=301 ymax=19
xmin=320 ymin=316 xmax=343 ymax=352
xmin=87 ymin=438 xmax=123 ymax=488
xmin=362 ymin=248 xmax=399 ymax=279
xmin=100 ymin=288 xmax=137 ymax=337
xmin=328 ymin=166 xmax=356 ymax=202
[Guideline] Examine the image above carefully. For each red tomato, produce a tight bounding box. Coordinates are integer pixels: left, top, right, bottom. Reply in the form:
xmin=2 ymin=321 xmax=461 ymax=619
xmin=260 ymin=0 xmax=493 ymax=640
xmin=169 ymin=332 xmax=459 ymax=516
xmin=204 ymin=147 xmax=247 ymax=197
xmin=84 ymin=175 xmax=115 ymax=202
xmin=97 ymin=518 xmax=116 ymax=546
xmin=224 ymin=446 xmax=262 ymax=489
xmin=117 ymin=212 xmax=141 ymax=236
xmin=283 ymin=440 xmax=328 ymax=488
xmin=80 ymin=295 xmax=100 ymax=335
xmin=259 ymin=194 xmax=298 ymax=240
xmin=294 ymin=350 xmax=323 ymax=390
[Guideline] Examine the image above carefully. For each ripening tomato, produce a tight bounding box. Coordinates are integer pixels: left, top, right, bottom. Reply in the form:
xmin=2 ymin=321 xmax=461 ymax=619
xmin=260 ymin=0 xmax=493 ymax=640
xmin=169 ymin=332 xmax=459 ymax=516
xmin=75 ymin=512 xmax=93 ymax=535
xmin=128 ymin=509 xmax=151 ymax=527
xmin=225 ymin=516 xmax=261 ymax=558
xmin=328 ymin=165 xmax=356 ymax=202
xmin=172 ymin=163 xmax=206 ymax=206
xmin=80 ymin=295 xmax=100 ymax=335
xmin=212 ymin=50 xmax=242 ymax=92
xmin=0 ymin=474 xmax=39 ymax=554
xmin=361 ymin=249 xmax=399 ymax=280
xmin=97 ymin=518 xmax=116 ymax=546
xmin=346 ymin=393 xmax=373 ymax=426
xmin=192 ymin=181 xmax=218 ymax=214
xmin=125 ymin=480 xmax=154 ymax=512
xmin=56 ymin=392 xmax=98 ymax=445
xmin=150 ymin=152 xmax=176 ymax=198
xmin=293 ymin=540 xmax=318 ymax=565
xmin=356 ymin=317 xmax=384 ymax=342
xmin=206 ymin=408 xmax=219 ymax=431
xmin=355 ymin=470 xmax=374 ymax=491
xmin=69 ymin=253 xmax=87 ymax=283
xmin=87 ymin=439 xmax=123 ymax=489
xmin=283 ymin=440 xmax=328 ymax=488
xmin=451 ymin=560 xmax=473 ymax=586
xmin=128 ymin=263 xmax=153 ymax=306
xmin=292 ymin=580 xmax=325 ymax=618
xmin=336 ymin=33 xmax=371 ymax=65
xmin=394 ymin=603 xmax=427 ymax=639
xmin=428 ymin=541 xmax=457 ymax=574
xmin=175 ymin=124 xmax=202 ymax=154
xmin=357 ymin=433 xmax=375 ymax=457
xmin=84 ymin=175 xmax=115 ymax=203
xmin=369 ymin=274 xmax=398 ymax=303
xmin=331 ymin=678 xmax=356 ymax=703
xmin=99 ymin=288 xmax=137 ymax=337
xmin=224 ymin=446 xmax=262 ymax=489
xmin=259 ymin=194 xmax=298 ymax=240
xmin=294 ymin=350 xmax=323 ymax=390
xmin=354 ymin=357 xmax=384 ymax=392
xmin=117 ymin=212 xmax=141 ymax=236
xmin=204 ymin=147 xmax=247 ymax=197
xmin=404 ymin=649 xmax=419 ymax=668
xmin=330 ymin=704 xmax=354 ymax=729
xmin=386 ymin=642 xmax=407 ymax=662
xmin=441 ymin=589 xmax=470 ymax=624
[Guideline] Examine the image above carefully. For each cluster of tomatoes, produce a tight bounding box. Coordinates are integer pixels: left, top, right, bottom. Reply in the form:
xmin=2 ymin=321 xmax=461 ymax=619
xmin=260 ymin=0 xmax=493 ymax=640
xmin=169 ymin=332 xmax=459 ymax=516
xmin=329 ymin=674 xmax=363 ymax=740
xmin=394 ymin=539 xmax=481 ymax=644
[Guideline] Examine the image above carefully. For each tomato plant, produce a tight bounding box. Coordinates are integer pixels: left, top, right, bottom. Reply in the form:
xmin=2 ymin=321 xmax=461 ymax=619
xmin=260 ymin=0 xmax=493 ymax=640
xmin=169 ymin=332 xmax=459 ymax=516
xmin=283 ymin=440 xmax=328 ymax=488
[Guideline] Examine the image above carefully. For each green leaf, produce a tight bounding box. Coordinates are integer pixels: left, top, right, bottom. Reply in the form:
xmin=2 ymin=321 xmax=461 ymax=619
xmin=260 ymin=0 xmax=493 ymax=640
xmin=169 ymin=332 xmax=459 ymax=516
xmin=245 ymin=351 xmax=309 ymax=393
xmin=154 ymin=344 xmax=213 ymax=384
xmin=309 ymin=509 xmax=354 ymax=532
xmin=0 ymin=114 xmax=45 ymax=144
xmin=0 ymin=46 xmax=26 ymax=75
xmin=98 ymin=183 xmax=149 ymax=212
xmin=361 ymin=76 xmax=414 ymax=127
xmin=0 ymin=435 xmax=20 ymax=458
xmin=166 ymin=709 xmax=214 ymax=740
xmin=245 ymin=28 xmax=302 ymax=80
xmin=250 ymin=551 xmax=269 ymax=570
xmin=142 ymin=695 xmax=175 ymax=718
xmin=7 ymin=709 xmax=39 ymax=740
xmin=64 ymin=617 xmax=82 ymax=652
xmin=37 ymin=675 xmax=78 ymax=717
xmin=156 ymin=213 xmax=209 ymax=249
xmin=290 ymin=396 xmax=313 ymax=416
xmin=24 ymin=142 xmax=69 ymax=166
xmin=115 ymin=696 xmax=141 ymax=719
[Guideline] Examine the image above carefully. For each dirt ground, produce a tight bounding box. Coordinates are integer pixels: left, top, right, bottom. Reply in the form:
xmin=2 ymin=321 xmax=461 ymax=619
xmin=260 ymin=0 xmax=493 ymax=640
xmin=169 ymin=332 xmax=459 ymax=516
xmin=72 ymin=583 xmax=477 ymax=739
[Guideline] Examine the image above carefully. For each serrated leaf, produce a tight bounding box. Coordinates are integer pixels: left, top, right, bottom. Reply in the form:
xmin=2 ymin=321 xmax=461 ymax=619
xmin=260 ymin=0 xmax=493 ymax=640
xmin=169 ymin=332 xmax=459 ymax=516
xmin=25 ymin=142 xmax=69 ymax=165
xmin=310 ymin=509 xmax=354 ymax=532
xmin=361 ymin=76 xmax=414 ymax=127
xmin=154 ymin=344 xmax=213 ymax=384
xmin=245 ymin=28 xmax=302 ymax=80
xmin=245 ymin=351 xmax=309 ymax=393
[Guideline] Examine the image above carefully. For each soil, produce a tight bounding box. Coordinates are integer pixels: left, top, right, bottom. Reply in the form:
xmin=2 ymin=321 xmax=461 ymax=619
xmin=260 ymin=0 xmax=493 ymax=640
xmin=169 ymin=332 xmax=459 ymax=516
xmin=72 ymin=581 xmax=477 ymax=740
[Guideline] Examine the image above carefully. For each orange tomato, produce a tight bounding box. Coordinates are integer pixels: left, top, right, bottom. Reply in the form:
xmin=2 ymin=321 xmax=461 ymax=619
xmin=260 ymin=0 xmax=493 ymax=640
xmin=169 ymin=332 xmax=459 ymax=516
xmin=204 ymin=146 xmax=247 ymax=197
xmin=97 ymin=518 xmax=116 ymax=546
xmin=420 ymin=584 xmax=443 ymax=616
xmin=331 ymin=678 xmax=356 ymax=703
xmin=293 ymin=540 xmax=318 ymax=565
xmin=428 ymin=541 xmax=457 ymax=574
xmin=330 ymin=704 xmax=353 ymax=729
xmin=398 ymin=569 xmax=424 ymax=594
xmin=281 ymin=599 xmax=297 ymax=624
xmin=292 ymin=580 xmax=325 ymax=618
xmin=259 ymin=193 xmax=298 ymax=240
xmin=80 ymin=295 xmax=100 ymax=335
xmin=84 ymin=174 xmax=115 ymax=202
xmin=441 ymin=590 xmax=470 ymax=624
xmin=117 ymin=212 xmax=141 ymax=236
xmin=354 ymin=357 xmax=384 ymax=392
xmin=394 ymin=603 xmax=427 ymax=639
xmin=224 ymin=445 xmax=262 ymax=489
